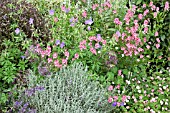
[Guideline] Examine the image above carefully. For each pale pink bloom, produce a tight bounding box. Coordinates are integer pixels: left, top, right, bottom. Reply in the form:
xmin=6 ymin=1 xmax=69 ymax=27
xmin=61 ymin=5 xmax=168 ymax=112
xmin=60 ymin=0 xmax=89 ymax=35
xmin=108 ymin=97 xmax=113 ymax=103
xmin=92 ymin=4 xmax=98 ymax=10
xmin=155 ymin=31 xmax=158 ymax=36
xmin=54 ymin=60 xmax=59 ymax=67
xmin=95 ymin=43 xmax=100 ymax=49
xmin=138 ymin=14 xmax=143 ymax=20
xmin=118 ymin=70 xmax=122 ymax=76
xmin=82 ymin=11 xmax=87 ymax=18
xmin=142 ymin=4 xmax=146 ymax=8
xmin=139 ymin=96 xmax=143 ymax=100
xmin=62 ymin=59 xmax=67 ymax=65
xmin=41 ymin=50 xmax=46 ymax=58
xmin=156 ymin=43 xmax=160 ymax=49
xmin=64 ymin=51 xmax=69 ymax=57
xmin=164 ymin=1 xmax=169 ymax=11
xmin=143 ymin=9 xmax=149 ymax=16
xmin=153 ymin=12 xmax=157 ymax=18
xmin=98 ymin=8 xmax=103 ymax=14
xmin=116 ymin=84 xmax=120 ymax=89
xmin=140 ymin=54 xmax=144 ymax=58
xmin=138 ymin=47 xmax=144 ymax=52
xmin=74 ymin=53 xmax=79 ymax=59
xmin=151 ymin=5 xmax=156 ymax=11
xmin=156 ymin=7 xmax=159 ymax=12
xmin=82 ymin=0 xmax=86 ymax=3
xmin=149 ymin=1 xmax=153 ymax=7
xmin=146 ymin=45 xmax=150 ymax=49
xmin=108 ymin=85 xmax=113 ymax=91
xmin=53 ymin=52 xmax=58 ymax=59
xmin=112 ymin=10 xmax=117 ymax=14
xmin=54 ymin=17 xmax=58 ymax=22
xmin=156 ymin=38 xmax=160 ymax=43
xmin=113 ymin=96 xmax=118 ymax=101
xmin=72 ymin=58 xmax=75 ymax=61
xmin=117 ymin=102 xmax=120 ymax=107
xmin=102 ymin=39 xmax=106 ymax=45
xmin=122 ymin=95 xmax=127 ymax=102
xmin=114 ymin=18 xmax=121 ymax=25
xmin=143 ymin=37 xmax=147 ymax=42
xmin=90 ymin=48 xmax=97 ymax=55
xmin=144 ymin=20 xmax=149 ymax=26
xmin=47 ymin=58 xmax=52 ymax=63
xmin=134 ymin=50 xmax=139 ymax=55
xmin=144 ymin=27 xmax=148 ymax=34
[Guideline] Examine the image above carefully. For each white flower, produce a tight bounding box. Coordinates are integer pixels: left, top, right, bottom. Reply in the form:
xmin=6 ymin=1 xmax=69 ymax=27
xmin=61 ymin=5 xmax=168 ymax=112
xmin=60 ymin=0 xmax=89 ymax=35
xmin=126 ymin=80 xmax=131 ymax=85
xmin=137 ymin=59 xmax=140 ymax=62
xmin=138 ymin=90 xmax=141 ymax=93
xmin=165 ymin=102 xmax=168 ymax=105
xmin=115 ymin=47 xmax=119 ymax=50
xmin=163 ymin=86 xmax=166 ymax=89
xmin=136 ymin=86 xmax=140 ymax=89
xmin=160 ymin=100 xmax=163 ymax=105
xmin=98 ymin=51 xmax=101 ymax=54
xmin=122 ymin=54 xmax=124 ymax=57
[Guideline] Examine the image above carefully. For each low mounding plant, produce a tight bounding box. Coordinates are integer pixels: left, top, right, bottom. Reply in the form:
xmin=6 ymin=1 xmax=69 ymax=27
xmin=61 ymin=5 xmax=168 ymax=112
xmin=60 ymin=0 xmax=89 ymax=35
xmin=18 ymin=62 xmax=113 ymax=113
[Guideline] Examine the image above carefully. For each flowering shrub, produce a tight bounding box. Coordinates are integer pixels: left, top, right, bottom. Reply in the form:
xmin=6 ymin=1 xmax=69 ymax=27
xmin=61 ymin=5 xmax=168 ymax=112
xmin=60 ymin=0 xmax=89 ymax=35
xmin=1 ymin=0 xmax=170 ymax=112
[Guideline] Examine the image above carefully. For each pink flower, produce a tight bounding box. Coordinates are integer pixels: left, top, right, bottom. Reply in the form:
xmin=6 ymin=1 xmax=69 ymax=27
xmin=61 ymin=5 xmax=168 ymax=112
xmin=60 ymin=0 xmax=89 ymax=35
xmin=155 ymin=31 xmax=158 ymax=36
xmin=164 ymin=1 xmax=169 ymax=11
xmin=138 ymin=14 xmax=143 ymax=20
xmin=90 ymin=48 xmax=97 ymax=55
xmin=156 ymin=7 xmax=159 ymax=12
xmin=151 ymin=5 xmax=156 ymax=11
xmin=113 ymin=96 xmax=118 ymax=101
xmin=74 ymin=53 xmax=79 ymax=59
xmin=156 ymin=38 xmax=160 ymax=43
xmin=149 ymin=1 xmax=153 ymax=7
xmin=112 ymin=10 xmax=117 ymax=14
xmin=64 ymin=51 xmax=69 ymax=57
xmin=108 ymin=85 xmax=113 ymax=91
xmin=108 ymin=97 xmax=113 ymax=103
xmin=82 ymin=11 xmax=87 ymax=18
xmin=102 ymin=39 xmax=106 ymax=45
xmin=116 ymin=84 xmax=120 ymax=89
xmin=117 ymin=102 xmax=120 ymax=107
xmin=54 ymin=60 xmax=59 ymax=67
xmin=144 ymin=20 xmax=149 ymax=26
xmin=143 ymin=9 xmax=149 ymax=16
xmin=114 ymin=18 xmax=122 ymax=25
xmin=143 ymin=4 xmax=146 ymax=8
xmin=156 ymin=43 xmax=160 ymax=49
xmin=41 ymin=50 xmax=46 ymax=58
xmin=122 ymin=95 xmax=127 ymax=102
xmin=144 ymin=27 xmax=148 ymax=34
xmin=143 ymin=37 xmax=147 ymax=42
xmin=140 ymin=54 xmax=144 ymax=58
xmin=53 ymin=52 xmax=58 ymax=59
xmin=153 ymin=12 xmax=157 ymax=18
xmin=118 ymin=70 xmax=122 ymax=76
xmin=62 ymin=59 xmax=67 ymax=65
xmin=47 ymin=58 xmax=52 ymax=63
xmin=54 ymin=17 xmax=58 ymax=22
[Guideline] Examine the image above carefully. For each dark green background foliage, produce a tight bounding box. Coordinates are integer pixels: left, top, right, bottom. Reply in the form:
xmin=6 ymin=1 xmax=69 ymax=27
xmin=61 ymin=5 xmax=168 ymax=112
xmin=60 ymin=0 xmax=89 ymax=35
xmin=0 ymin=0 xmax=51 ymax=52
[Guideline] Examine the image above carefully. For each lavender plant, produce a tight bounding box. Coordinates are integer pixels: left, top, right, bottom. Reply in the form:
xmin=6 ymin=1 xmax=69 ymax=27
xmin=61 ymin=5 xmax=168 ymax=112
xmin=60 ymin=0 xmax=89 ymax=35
xmin=21 ymin=62 xmax=114 ymax=113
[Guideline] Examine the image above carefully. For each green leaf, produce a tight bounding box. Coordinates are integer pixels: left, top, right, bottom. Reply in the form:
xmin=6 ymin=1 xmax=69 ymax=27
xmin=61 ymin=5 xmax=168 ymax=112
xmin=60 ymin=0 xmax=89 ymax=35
xmin=123 ymin=69 xmax=128 ymax=75
xmin=106 ymin=72 xmax=114 ymax=81
xmin=136 ymin=0 xmax=142 ymax=5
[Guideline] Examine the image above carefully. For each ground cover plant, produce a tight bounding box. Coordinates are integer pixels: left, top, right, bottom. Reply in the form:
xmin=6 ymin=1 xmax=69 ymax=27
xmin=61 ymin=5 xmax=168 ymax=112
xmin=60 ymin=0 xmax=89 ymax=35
xmin=0 ymin=0 xmax=169 ymax=113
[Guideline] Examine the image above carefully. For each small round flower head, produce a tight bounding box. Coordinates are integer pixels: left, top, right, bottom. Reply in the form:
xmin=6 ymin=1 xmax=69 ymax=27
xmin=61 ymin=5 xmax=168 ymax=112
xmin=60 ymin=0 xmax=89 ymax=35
xmin=49 ymin=9 xmax=54 ymax=15
xmin=112 ymin=102 xmax=117 ymax=107
xmin=15 ymin=28 xmax=20 ymax=34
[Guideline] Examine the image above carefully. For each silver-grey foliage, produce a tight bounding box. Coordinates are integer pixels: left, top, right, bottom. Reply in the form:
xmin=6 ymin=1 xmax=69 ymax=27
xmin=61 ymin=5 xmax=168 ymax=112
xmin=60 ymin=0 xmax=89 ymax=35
xmin=24 ymin=63 xmax=113 ymax=113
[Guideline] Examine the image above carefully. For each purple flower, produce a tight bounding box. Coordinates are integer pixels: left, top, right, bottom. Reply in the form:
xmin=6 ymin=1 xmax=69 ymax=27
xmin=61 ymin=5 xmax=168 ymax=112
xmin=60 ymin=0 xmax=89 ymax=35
xmin=70 ymin=23 xmax=75 ymax=27
xmin=85 ymin=18 xmax=93 ymax=25
xmin=112 ymin=102 xmax=117 ymax=107
xmin=116 ymin=31 xmax=121 ymax=37
xmin=97 ymin=34 xmax=102 ymax=41
xmin=70 ymin=17 xmax=74 ymax=23
xmin=21 ymin=56 xmax=26 ymax=59
xmin=120 ymin=102 xmax=124 ymax=106
xmin=64 ymin=8 xmax=70 ymax=13
xmin=60 ymin=42 xmax=65 ymax=48
xmin=49 ymin=9 xmax=54 ymax=15
xmin=14 ymin=101 xmax=22 ymax=107
xmin=15 ymin=28 xmax=20 ymax=34
xmin=29 ymin=18 xmax=34 ymax=24
xmin=35 ymin=86 xmax=45 ymax=91
xmin=87 ymin=26 xmax=91 ymax=31
xmin=28 ymin=108 xmax=37 ymax=113
xmin=23 ymin=102 xmax=29 ymax=108
xmin=25 ymin=88 xmax=35 ymax=97
xmin=56 ymin=40 xmax=60 ymax=45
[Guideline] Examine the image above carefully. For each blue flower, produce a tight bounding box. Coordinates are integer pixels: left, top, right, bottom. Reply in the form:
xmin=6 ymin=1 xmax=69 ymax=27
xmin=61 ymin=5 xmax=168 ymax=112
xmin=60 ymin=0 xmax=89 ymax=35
xmin=85 ymin=18 xmax=93 ymax=25
xmin=70 ymin=17 xmax=74 ymax=23
xmin=87 ymin=26 xmax=91 ymax=31
xmin=14 ymin=101 xmax=22 ymax=107
xmin=29 ymin=18 xmax=34 ymax=24
xmin=15 ymin=28 xmax=20 ymax=35
xmin=56 ymin=40 xmax=60 ymax=45
xmin=120 ymin=102 xmax=124 ymax=106
xmin=49 ymin=9 xmax=54 ymax=15
xmin=60 ymin=42 xmax=65 ymax=48
xmin=21 ymin=56 xmax=26 ymax=59
xmin=97 ymin=34 xmax=102 ymax=41
xmin=112 ymin=102 xmax=117 ymax=107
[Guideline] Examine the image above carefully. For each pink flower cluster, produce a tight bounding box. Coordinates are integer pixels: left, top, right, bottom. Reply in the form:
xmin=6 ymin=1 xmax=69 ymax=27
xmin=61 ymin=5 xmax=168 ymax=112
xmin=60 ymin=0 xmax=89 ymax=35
xmin=79 ymin=35 xmax=106 ymax=55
